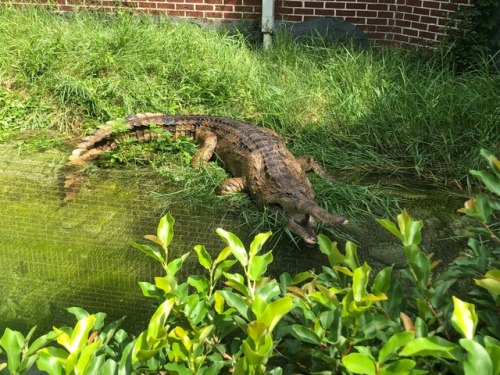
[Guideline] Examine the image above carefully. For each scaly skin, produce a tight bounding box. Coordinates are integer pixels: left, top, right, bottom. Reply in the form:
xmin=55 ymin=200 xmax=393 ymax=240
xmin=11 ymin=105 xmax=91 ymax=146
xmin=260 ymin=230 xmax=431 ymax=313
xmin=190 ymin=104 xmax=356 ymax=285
xmin=65 ymin=113 xmax=348 ymax=244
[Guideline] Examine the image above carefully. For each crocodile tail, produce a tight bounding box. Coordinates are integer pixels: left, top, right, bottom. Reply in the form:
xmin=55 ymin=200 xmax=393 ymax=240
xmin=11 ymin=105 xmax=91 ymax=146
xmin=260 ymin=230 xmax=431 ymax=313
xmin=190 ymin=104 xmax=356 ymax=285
xmin=63 ymin=113 xmax=169 ymax=204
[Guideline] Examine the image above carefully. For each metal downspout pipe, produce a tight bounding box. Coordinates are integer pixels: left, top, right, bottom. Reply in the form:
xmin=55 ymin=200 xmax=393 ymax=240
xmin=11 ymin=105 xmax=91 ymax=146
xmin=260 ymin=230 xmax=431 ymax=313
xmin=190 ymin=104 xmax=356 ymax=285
xmin=262 ymin=0 xmax=274 ymax=49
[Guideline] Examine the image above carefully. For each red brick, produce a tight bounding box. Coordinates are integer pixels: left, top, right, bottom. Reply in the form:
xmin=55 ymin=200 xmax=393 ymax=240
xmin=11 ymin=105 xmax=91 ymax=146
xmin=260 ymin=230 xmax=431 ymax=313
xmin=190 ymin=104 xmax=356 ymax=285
xmin=428 ymin=24 xmax=441 ymax=33
xmin=194 ymin=4 xmax=213 ymax=10
xmin=406 ymin=0 xmax=422 ymax=6
xmin=325 ymin=2 xmax=345 ymax=9
xmin=367 ymin=3 xmax=388 ymax=11
xmin=223 ymin=12 xmax=242 ymax=18
xmin=281 ymin=14 xmax=303 ymax=21
xmin=245 ymin=13 xmax=260 ymax=19
xmin=394 ymin=19 xmax=411 ymax=27
xmin=155 ymin=0 xmax=172 ymax=5
xmin=429 ymin=8 xmax=445 ymax=18
xmin=422 ymin=1 xmax=440 ymax=9
xmin=204 ymin=11 xmax=223 ymax=17
xmin=234 ymin=5 xmax=254 ymax=12
xmin=367 ymin=17 xmax=388 ymax=25
xmin=396 ymin=5 xmax=412 ymax=14
xmin=137 ymin=1 xmax=156 ymax=8
xmin=403 ymin=28 xmax=418 ymax=37
xmin=185 ymin=10 xmax=203 ymax=16
xmin=420 ymin=16 xmax=437 ymax=24
xmin=355 ymin=10 xmax=376 ymax=17
xmin=404 ymin=13 xmax=420 ymax=21
xmin=305 ymin=1 xmax=324 ymax=8
xmin=215 ymin=4 xmax=233 ymax=11
xmin=411 ymin=21 xmax=428 ymax=30
xmin=347 ymin=2 xmax=367 ymax=10
xmin=314 ymin=8 xmax=336 ymax=16
xmin=282 ymin=0 xmax=303 ymax=7
xmin=419 ymin=30 xmax=437 ymax=39
xmin=374 ymin=25 xmax=395 ymax=33
xmin=176 ymin=3 xmax=195 ymax=10
xmin=294 ymin=7 xmax=314 ymax=14
xmin=335 ymin=9 xmax=356 ymax=17
xmin=167 ymin=9 xmax=186 ymax=16
xmin=414 ymin=7 xmax=430 ymax=16
xmin=440 ymin=2 xmax=458 ymax=11
xmin=377 ymin=10 xmax=393 ymax=18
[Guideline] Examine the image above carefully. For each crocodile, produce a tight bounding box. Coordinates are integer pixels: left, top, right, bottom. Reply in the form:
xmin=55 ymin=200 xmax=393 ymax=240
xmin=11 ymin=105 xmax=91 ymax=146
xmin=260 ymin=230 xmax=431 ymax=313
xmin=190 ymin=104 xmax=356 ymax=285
xmin=64 ymin=113 xmax=348 ymax=244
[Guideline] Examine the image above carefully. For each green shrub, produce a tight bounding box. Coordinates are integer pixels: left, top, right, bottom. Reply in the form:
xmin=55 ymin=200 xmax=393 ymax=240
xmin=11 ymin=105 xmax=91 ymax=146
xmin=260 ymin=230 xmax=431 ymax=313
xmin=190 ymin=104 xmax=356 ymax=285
xmin=1 ymin=150 xmax=499 ymax=374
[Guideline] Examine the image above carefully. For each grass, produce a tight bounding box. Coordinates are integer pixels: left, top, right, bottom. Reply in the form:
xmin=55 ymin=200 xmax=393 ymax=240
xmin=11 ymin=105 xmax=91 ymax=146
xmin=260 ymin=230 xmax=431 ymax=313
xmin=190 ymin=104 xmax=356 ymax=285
xmin=0 ymin=5 xmax=498 ymax=230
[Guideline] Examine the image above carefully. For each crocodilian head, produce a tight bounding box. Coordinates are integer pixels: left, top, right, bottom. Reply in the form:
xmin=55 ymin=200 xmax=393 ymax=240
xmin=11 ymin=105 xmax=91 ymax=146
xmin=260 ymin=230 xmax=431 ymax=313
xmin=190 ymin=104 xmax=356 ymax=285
xmin=277 ymin=196 xmax=348 ymax=244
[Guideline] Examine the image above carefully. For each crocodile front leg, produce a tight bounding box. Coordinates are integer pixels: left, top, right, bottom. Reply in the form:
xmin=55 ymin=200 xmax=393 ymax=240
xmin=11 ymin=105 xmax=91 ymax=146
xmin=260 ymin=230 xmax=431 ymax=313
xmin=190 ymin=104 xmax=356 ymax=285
xmin=216 ymin=177 xmax=248 ymax=194
xmin=297 ymin=156 xmax=339 ymax=185
xmin=191 ymin=129 xmax=218 ymax=167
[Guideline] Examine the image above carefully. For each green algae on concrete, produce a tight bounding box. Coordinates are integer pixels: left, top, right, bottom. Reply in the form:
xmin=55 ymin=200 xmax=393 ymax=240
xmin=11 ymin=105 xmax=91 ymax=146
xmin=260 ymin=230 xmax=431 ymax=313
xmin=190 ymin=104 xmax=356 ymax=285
xmin=0 ymin=142 xmax=476 ymax=335
xmin=0 ymin=143 xmax=250 ymax=333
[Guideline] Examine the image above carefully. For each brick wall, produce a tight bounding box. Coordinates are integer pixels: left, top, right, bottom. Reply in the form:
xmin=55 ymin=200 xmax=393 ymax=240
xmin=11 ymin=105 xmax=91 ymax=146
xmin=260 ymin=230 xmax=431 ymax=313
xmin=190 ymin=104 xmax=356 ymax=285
xmin=4 ymin=0 xmax=474 ymax=47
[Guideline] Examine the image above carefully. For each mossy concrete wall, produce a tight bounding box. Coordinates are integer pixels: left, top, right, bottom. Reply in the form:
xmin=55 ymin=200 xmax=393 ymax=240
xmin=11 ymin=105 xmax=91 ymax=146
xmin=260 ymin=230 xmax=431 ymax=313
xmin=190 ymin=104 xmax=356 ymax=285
xmin=0 ymin=143 xmax=474 ymax=334
xmin=0 ymin=144 xmax=331 ymax=333
xmin=0 ymin=144 xmax=252 ymax=333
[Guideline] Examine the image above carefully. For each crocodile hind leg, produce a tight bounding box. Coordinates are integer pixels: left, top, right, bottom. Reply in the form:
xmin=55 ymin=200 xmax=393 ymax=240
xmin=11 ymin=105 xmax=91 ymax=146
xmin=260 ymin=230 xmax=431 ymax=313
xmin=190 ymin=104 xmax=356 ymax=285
xmin=296 ymin=156 xmax=339 ymax=185
xmin=191 ymin=129 xmax=218 ymax=167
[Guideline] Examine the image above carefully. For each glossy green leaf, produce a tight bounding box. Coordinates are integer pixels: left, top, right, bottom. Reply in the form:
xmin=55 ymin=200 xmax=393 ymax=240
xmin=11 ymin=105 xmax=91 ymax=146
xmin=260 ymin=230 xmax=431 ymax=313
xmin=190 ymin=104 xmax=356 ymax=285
xmin=225 ymin=279 xmax=250 ymax=297
xmin=67 ymin=307 xmax=90 ymax=321
xmin=216 ymin=228 xmax=248 ymax=267
xmin=131 ymin=242 xmax=164 ymax=265
xmin=157 ymin=213 xmax=175 ymax=248
xmin=64 ymin=314 xmax=95 ymax=354
xmin=342 ymin=353 xmax=376 ymax=375
xmin=36 ymin=349 xmax=65 ymax=375
xmin=217 ymin=290 xmax=250 ymax=320
xmin=318 ymin=235 xmax=345 ymax=266
xmin=249 ymin=231 xmax=272 ymax=256
xmin=188 ymin=275 xmax=210 ymax=294
xmin=460 ymin=338 xmax=493 ymax=375
xmin=256 ymin=281 xmax=281 ymax=302
xmin=0 ymin=328 xmax=24 ymax=371
xmin=193 ymin=244 xmax=212 ymax=270
xmin=485 ymin=344 xmax=500 ymax=375
xmin=379 ymin=359 xmax=416 ymax=375
xmin=147 ymin=298 xmax=175 ymax=340
xmin=290 ymin=324 xmax=322 ymax=345
xmin=376 ymin=218 xmax=404 ymax=241
xmin=399 ymin=336 xmax=459 ymax=359
xmin=480 ymin=149 xmax=500 ymax=174
xmin=26 ymin=331 xmax=58 ymax=357
xmin=118 ymin=340 xmax=135 ymax=374
xmin=471 ymin=170 xmax=500 ymax=196
xmin=475 ymin=270 xmax=500 ymax=294
xmin=214 ymin=246 xmax=233 ymax=265
xmin=248 ymin=251 xmax=273 ymax=281
xmin=379 ymin=332 xmax=415 ymax=364
xmin=451 ymin=296 xmax=478 ymax=339
xmin=260 ymin=297 xmax=293 ymax=332
xmin=345 ymin=241 xmax=361 ymax=271
xmin=75 ymin=339 xmax=101 ymax=374
xmin=100 ymin=358 xmax=118 ymax=375
xmin=214 ymin=259 xmax=237 ymax=283
xmin=167 ymin=252 xmax=190 ymax=276
xmin=352 ymin=263 xmax=371 ymax=302
xmin=291 ymin=271 xmax=314 ymax=285
xmin=372 ymin=266 xmax=393 ymax=294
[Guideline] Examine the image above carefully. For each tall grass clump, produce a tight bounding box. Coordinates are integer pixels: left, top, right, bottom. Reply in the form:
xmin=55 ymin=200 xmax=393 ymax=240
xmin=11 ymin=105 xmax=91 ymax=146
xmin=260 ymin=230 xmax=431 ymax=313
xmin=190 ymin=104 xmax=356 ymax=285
xmin=0 ymin=5 xmax=498 ymax=185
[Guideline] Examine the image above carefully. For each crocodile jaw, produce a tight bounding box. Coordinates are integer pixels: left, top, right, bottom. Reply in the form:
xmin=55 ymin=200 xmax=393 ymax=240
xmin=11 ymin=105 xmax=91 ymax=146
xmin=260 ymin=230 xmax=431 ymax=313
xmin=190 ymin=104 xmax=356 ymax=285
xmin=286 ymin=212 xmax=319 ymax=244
